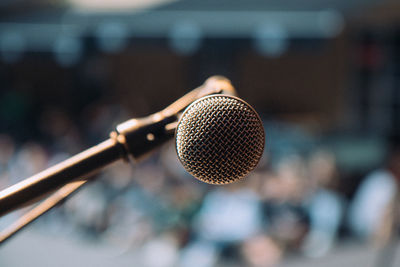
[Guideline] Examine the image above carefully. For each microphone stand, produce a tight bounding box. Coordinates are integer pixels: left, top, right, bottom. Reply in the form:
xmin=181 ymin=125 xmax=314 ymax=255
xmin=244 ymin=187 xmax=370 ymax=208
xmin=0 ymin=115 xmax=176 ymax=244
xmin=0 ymin=76 xmax=236 ymax=244
xmin=0 ymin=138 xmax=126 ymax=218
xmin=0 ymin=180 xmax=87 ymax=244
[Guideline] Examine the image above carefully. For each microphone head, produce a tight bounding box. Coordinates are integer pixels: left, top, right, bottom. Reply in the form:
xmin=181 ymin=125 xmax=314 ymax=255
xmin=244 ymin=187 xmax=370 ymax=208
xmin=175 ymin=95 xmax=265 ymax=185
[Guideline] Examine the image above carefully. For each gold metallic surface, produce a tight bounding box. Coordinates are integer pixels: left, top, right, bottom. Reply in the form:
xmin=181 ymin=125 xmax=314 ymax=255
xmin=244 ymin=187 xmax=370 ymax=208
xmin=176 ymin=95 xmax=265 ymax=185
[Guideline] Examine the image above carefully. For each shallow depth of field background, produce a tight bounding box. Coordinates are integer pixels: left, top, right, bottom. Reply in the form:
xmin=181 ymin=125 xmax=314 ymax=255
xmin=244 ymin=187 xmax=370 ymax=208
xmin=0 ymin=1 xmax=400 ymax=266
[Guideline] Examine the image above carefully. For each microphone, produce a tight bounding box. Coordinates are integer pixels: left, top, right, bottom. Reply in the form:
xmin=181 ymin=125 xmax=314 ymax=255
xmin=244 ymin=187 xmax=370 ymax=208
xmin=0 ymin=76 xmax=265 ymax=217
xmin=176 ymin=95 xmax=264 ymax=185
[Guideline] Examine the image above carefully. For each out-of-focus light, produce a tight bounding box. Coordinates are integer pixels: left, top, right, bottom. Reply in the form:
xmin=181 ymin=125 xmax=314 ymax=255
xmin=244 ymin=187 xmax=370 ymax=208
xmin=141 ymin=236 xmax=179 ymax=267
xmin=68 ymin=0 xmax=177 ymax=11
xmin=53 ymin=36 xmax=82 ymax=67
xmin=169 ymin=22 xmax=202 ymax=55
xmin=0 ymin=32 xmax=25 ymax=63
xmin=317 ymin=10 xmax=344 ymax=37
xmin=253 ymin=24 xmax=289 ymax=58
xmin=96 ymin=22 xmax=128 ymax=53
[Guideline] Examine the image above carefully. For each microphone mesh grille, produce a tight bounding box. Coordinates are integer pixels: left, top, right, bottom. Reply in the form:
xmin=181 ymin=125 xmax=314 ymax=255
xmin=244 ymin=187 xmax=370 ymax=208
xmin=175 ymin=95 xmax=265 ymax=185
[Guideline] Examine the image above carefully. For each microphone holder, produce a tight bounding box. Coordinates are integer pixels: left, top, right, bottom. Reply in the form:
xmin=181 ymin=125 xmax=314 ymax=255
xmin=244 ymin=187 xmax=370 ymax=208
xmin=0 ymin=76 xmax=236 ymax=245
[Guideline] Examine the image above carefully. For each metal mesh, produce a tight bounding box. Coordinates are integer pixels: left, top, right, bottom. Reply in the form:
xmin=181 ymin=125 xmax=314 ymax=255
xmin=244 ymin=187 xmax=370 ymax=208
xmin=175 ymin=95 xmax=265 ymax=185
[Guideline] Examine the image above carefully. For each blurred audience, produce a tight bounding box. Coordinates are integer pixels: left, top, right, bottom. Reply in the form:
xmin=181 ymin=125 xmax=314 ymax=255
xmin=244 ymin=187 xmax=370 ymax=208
xmin=348 ymin=136 xmax=400 ymax=246
xmin=301 ymin=150 xmax=345 ymax=258
xmin=0 ymin=104 xmax=398 ymax=266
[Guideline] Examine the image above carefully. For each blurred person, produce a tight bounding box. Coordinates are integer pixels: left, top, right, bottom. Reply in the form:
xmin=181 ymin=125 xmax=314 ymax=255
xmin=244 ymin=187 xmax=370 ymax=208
xmin=348 ymin=136 xmax=400 ymax=245
xmin=81 ymin=101 xmax=128 ymax=144
xmin=106 ymin=205 xmax=155 ymax=250
xmin=130 ymin=155 xmax=204 ymax=233
xmin=39 ymin=107 xmax=83 ymax=155
xmin=301 ymin=149 xmax=345 ymax=258
xmin=8 ymin=141 xmax=48 ymax=184
xmin=102 ymin=189 xmax=155 ymax=249
xmin=0 ymin=134 xmax=16 ymax=188
xmin=159 ymin=144 xmax=206 ymax=229
xmin=267 ymin=154 xmax=308 ymax=203
xmin=160 ymin=142 xmax=190 ymax=181
xmin=0 ymin=134 xmax=18 ymax=231
xmin=100 ymin=160 xmax=136 ymax=196
xmin=241 ymin=234 xmax=283 ymax=267
xmin=0 ymin=141 xmax=51 ymax=239
xmin=64 ymin=180 xmax=110 ymax=238
xmin=179 ymin=179 xmax=263 ymax=267
xmin=63 ymin=159 xmax=164 ymax=241
xmin=140 ymin=231 xmax=180 ymax=267
xmin=194 ymin=181 xmax=262 ymax=242
xmin=133 ymin=159 xmax=168 ymax=196
xmin=101 ymin=158 xmax=189 ymax=247
xmin=261 ymin=155 xmax=310 ymax=251
xmin=0 ymin=134 xmax=15 ymax=170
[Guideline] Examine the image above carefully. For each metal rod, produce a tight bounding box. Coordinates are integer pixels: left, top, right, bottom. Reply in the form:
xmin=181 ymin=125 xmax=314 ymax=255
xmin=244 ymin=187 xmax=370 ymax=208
xmin=0 ymin=138 xmax=125 ymax=217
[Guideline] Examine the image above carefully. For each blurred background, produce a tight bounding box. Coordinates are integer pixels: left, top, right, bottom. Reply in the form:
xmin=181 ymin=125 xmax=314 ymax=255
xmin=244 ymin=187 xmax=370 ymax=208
xmin=1 ymin=0 xmax=400 ymax=266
